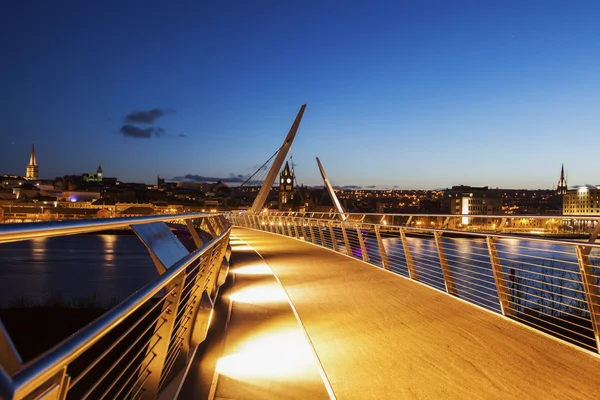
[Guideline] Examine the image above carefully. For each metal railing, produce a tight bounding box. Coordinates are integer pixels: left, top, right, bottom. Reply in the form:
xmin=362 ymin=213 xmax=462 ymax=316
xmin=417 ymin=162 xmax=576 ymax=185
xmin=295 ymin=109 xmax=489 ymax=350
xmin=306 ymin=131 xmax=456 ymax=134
xmin=230 ymin=211 xmax=600 ymax=354
xmin=0 ymin=213 xmax=231 ymax=400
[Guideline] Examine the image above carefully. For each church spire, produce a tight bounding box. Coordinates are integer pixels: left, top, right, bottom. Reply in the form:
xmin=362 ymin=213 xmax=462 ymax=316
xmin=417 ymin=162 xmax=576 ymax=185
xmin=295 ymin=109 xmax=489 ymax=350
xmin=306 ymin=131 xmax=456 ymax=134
xmin=25 ymin=142 xmax=39 ymax=180
xmin=29 ymin=143 xmax=37 ymax=166
xmin=557 ymin=163 xmax=567 ymax=195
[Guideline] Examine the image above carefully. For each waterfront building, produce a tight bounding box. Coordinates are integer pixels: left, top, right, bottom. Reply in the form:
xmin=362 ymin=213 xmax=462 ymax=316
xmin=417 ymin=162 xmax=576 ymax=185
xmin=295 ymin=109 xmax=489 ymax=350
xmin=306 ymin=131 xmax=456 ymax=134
xmin=446 ymin=185 xmax=502 ymax=224
xmin=25 ymin=143 xmax=39 ymax=180
xmin=557 ymin=164 xmax=568 ymax=195
xmin=563 ymin=186 xmax=600 ymax=215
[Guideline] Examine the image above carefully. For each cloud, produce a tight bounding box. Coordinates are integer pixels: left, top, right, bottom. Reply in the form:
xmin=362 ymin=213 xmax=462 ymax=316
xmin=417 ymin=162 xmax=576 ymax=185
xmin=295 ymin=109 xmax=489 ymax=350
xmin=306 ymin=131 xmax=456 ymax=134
xmin=171 ymin=173 xmax=254 ymax=184
xmin=366 ymin=185 xmax=376 ymax=188
xmin=120 ymin=125 xmax=167 ymax=138
xmin=124 ymin=108 xmax=165 ymax=124
xmin=333 ymin=185 xmax=361 ymax=189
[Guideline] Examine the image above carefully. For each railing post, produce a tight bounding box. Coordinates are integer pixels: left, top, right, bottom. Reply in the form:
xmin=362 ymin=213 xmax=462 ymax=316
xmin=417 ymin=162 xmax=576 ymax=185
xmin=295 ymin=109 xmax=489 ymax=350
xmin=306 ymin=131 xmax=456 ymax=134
xmin=340 ymin=222 xmax=352 ymax=256
xmin=329 ymin=221 xmax=338 ymax=252
xmin=374 ymin=225 xmax=389 ymax=270
xmin=202 ymin=217 xmax=218 ymax=238
xmin=434 ymin=231 xmax=457 ymax=295
xmin=399 ymin=228 xmax=418 ymax=280
xmin=576 ymin=245 xmax=600 ymax=353
xmin=318 ymin=222 xmax=327 ymax=247
xmin=300 ymin=219 xmax=307 ymax=240
xmin=356 ymin=224 xmax=370 ymax=262
xmin=286 ymin=218 xmax=293 ymax=237
xmin=293 ymin=220 xmax=300 ymax=239
xmin=308 ymin=220 xmax=317 ymax=243
xmin=141 ymin=273 xmax=186 ymax=399
xmin=486 ymin=236 xmax=515 ymax=317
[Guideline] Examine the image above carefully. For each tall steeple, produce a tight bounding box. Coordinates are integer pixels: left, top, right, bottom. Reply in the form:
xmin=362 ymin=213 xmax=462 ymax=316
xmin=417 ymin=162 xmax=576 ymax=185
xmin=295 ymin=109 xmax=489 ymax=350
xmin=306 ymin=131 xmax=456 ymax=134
xmin=25 ymin=143 xmax=39 ymax=180
xmin=557 ymin=164 xmax=567 ymax=195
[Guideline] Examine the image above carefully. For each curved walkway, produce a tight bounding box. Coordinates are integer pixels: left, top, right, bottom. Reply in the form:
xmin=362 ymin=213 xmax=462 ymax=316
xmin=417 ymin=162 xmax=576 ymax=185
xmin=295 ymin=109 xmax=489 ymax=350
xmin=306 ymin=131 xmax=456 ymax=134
xmin=225 ymin=228 xmax=600 ymax=400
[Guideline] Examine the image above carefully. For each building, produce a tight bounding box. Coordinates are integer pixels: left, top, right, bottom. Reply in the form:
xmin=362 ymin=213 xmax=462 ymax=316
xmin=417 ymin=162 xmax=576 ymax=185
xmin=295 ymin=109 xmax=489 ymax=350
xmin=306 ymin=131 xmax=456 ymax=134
xmin=279 ymin=161 xmax=294 ymax=211
xmin=83 ymin=164 xmax=103 ymax=182
xmin=446 ymin=186 xmax=503 ymax=224
xmin=25 ymin=143 xmax=39 ymax=180
xmin=557 ymin=164 xmax=568 ymax=195
xmin=563 ymin=186 xmax=600 ymax=215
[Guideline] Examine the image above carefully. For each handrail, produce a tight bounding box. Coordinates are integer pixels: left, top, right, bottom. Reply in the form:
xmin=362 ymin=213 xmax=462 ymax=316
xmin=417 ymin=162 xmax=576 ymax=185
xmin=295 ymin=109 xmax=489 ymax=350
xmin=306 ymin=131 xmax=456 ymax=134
xmin=231 ymin=211 xmax=600 ymax=355
xmin=239 ymin=210 xmax=600 ymax=222
xmin=0 ymin=213 xmax=232 ymax=400
xmin=0 ymin=213 xmax=209 ymax=243
xmin=9 ymin=227 xmax=229 ymax=398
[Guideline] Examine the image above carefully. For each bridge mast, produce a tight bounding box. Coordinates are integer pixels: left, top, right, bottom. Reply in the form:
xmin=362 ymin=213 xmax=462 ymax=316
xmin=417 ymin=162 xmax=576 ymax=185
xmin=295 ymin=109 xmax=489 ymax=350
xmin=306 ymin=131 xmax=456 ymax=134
xmin=316 ymin=157 xmax=347 ymax=221
xmin=249 ymin=104 xmax=306 ymax=213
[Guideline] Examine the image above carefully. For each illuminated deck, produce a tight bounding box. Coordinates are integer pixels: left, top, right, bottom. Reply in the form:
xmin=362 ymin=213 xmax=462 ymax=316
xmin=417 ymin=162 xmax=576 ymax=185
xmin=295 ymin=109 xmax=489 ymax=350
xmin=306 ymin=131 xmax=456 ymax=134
xmin=189 ymin=227 xmax=600 ymax=399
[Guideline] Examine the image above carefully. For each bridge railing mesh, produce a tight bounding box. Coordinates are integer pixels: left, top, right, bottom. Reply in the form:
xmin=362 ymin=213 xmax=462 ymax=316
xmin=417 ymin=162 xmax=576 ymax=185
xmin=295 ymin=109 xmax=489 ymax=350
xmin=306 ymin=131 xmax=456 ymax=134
xmin=230 ymin=211 xmax=600 ymax=354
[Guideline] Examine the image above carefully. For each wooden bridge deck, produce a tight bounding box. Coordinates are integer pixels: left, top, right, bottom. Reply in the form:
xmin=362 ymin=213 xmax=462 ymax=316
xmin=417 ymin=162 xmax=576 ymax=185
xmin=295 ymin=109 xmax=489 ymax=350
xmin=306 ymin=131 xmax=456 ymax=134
xmin=183 ymin=228 xmax=600 ymax=399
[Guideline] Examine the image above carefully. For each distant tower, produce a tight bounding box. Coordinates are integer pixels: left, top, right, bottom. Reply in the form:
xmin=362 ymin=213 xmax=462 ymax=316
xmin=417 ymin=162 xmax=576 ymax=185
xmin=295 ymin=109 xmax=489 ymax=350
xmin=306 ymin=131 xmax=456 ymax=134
xmin=557 ymin=164 xmax=567 ymax=195
xmin=97 ymin=164 xmax=103 ymax=181
xmin=25 ymin=143 xmax=39 ymax=180
xmin=279 ymin=161 xmax=294 ymax=211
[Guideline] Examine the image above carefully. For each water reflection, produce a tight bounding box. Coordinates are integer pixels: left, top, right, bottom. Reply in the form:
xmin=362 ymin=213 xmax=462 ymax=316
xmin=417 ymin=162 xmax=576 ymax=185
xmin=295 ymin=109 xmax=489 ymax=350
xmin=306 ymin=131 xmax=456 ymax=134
xmin=0 ymin=234 xmax=156 ymax=306
xmin=101 ymin=235 xmax=116 ymax=265
xmin=31 ymin=237 xmax=47 ymax=262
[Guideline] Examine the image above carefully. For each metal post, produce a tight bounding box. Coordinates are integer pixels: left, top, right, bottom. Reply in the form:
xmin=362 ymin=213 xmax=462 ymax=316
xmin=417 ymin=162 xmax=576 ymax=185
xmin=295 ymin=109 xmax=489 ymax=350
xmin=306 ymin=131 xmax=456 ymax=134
xmin=318 ymin=222 xmax=326 ymax=247
xmin=340 ymin=223 xmax=352 ymax=256
xmin=293 ymin=220 xmax=300 ymax=239
xmin=308 ymin=220 xmax=316 ymax=243
xmin=185 ymin=219 xmax=205 ymax=249
xmin=286 ymin=219 xmax=293 ymax=236
xmin=486 ymin=237 xmax=515 ymax=317
xmin=212 ymin=216 xmax=224 ymax=235
xmin=329 ymin=221 xmax=338 ymax=252
xmin=434 ymin=231 xmax=456 ymax=295
xmin=300 ymin=220 xmax=307 ymax=241
xmin=576 ymin=245 xmax=600 ymax=353
xmin=374 ymin=225 xmax=389 ymax=270
xmin=0 ymin=319 xmax=22 ymax=375
xmin=356 ymin=224 xmax=369 ymax=262
xmin=141 ymin=273 xmax=186 ymax=400
xmin=399 ymin=228 xmax=417 ymax=280
xmin=202 ymin=217 xmax=218 ymax=238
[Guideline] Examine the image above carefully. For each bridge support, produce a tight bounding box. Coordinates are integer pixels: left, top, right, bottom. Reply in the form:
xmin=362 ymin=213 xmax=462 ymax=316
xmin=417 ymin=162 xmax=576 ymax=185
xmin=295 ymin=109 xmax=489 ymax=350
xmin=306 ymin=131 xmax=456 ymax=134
xmin=434 ymin=232 xmax=457 ymax=296
xmin=318 ymin=222 xmax=327 ymax=247
xmin=308 ymin=221 xmax=317 ymax=244
xmin=340 ymin=223 xmax=352 ymax=256
xmin=399 ymin=228 xmax=418 ymax=280
xmin=374 ymin=225 xmax=389 ymax=270
xmin=141 ymin=274 xmax=186 ymax=399
xmin=486 ymin=237 xmax=515 ymax=317
xmin=576 ymin=244 xmax=600 ymax=353
xmin=329 ymin=222 xmax=338 ymax=252
xmin=356 ymin=225 xmax=370 ymax=263
xmin=0 ymin=319 xmax=22 ymax=376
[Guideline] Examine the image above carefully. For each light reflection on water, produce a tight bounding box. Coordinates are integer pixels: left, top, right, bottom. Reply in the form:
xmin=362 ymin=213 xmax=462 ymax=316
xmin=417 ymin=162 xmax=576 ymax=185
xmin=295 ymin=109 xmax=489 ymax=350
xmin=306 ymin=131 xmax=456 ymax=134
xmin=0 ymin=234 xmax=157 ymax=306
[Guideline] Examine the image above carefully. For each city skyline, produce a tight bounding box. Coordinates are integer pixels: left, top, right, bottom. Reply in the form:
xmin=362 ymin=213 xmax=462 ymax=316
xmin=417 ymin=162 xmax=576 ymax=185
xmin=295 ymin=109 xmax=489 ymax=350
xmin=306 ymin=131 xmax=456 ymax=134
xmin=2 ymin=1 xmax=599 ymax=189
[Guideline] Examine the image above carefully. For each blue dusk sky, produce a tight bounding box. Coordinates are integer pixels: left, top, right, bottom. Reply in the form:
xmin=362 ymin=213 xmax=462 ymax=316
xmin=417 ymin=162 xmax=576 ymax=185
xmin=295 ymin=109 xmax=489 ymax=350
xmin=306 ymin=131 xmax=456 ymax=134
xmin=1 ymin=0 xmax=599 ymax=189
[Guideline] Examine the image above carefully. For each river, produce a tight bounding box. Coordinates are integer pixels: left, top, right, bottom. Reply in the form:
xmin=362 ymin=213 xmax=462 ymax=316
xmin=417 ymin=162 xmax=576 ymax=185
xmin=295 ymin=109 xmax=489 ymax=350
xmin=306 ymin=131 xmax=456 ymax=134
xmin=0 ymin=234 xmax=156 ymax=306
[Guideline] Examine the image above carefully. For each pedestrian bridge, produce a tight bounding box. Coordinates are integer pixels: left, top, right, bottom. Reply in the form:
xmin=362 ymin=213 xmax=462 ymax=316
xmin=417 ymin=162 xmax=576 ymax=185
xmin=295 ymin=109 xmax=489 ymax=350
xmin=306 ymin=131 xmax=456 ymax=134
xmin=1 ymin=212 xmax=600 ymax=399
